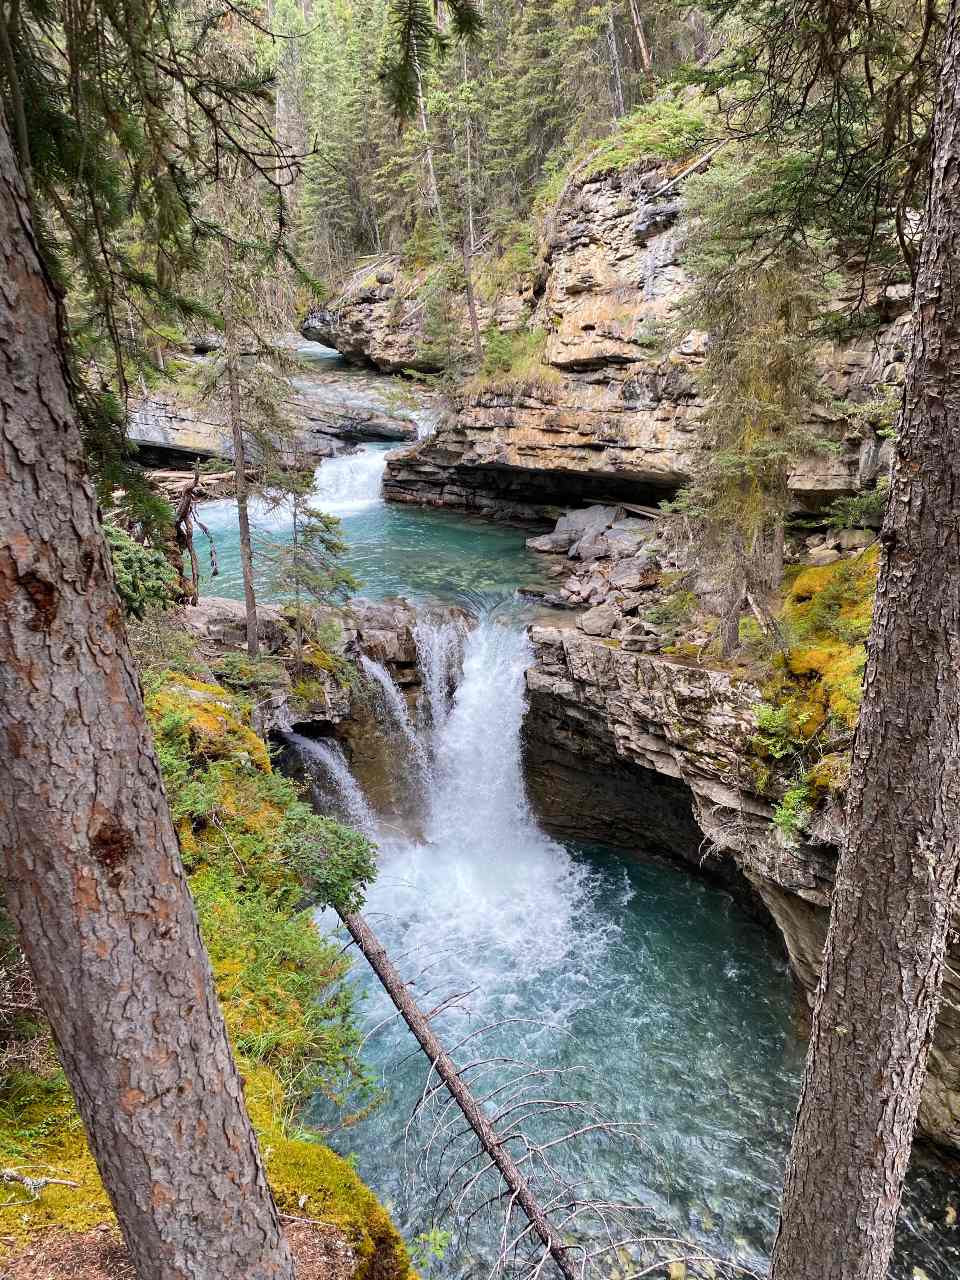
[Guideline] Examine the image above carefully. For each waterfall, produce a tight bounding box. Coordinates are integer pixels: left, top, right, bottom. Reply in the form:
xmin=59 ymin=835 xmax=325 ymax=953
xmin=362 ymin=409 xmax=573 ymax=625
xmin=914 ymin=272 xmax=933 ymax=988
xmin=311 ymin=444 xmax=389 ymax=514
xmin=413 ymin=616 xmax=466 ymax=737
xmin=360 ymin=655 xmax=425 ymax=765
xmin=360 ymin=615 xmax=611 ymax=1006
xmin=300 ymin=617 xmax=857 ymax=1280
xmin=288 ymin=733 xmax=377 ymax=835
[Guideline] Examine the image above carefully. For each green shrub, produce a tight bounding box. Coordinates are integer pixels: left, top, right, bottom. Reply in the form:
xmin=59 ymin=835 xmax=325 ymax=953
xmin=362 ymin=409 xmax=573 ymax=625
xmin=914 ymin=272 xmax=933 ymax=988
xmin=825 ymin=479 xmax=889 ymax=530
xmin=104 ymin=523 xmax=177 ymax=618
xmin=584 ymin=99 xmax=711 ymax=177
xmin=468 ymin=327 xmax=556 ymax=392
xmin=773 ymin=784 xmax=812 ymax=841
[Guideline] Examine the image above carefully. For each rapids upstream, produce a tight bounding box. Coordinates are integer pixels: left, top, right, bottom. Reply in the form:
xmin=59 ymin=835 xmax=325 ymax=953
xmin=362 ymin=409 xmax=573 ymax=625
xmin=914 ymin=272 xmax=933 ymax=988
xmin=191 ymin=351 xmax=956 ymax=1280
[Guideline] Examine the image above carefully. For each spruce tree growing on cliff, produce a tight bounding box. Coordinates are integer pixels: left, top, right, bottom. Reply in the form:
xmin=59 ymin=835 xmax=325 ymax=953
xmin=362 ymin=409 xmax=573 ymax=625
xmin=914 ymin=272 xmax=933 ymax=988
xmin=769 ymin=2 xmax=960 ymax=1276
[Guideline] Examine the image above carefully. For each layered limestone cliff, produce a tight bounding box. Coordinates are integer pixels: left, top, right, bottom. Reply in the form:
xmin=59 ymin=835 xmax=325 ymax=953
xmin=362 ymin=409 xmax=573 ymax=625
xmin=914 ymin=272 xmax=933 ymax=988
xmin=310 ymin=161 xmax=903 ymax=520
xmin=518 ymin=511 xmax=960 ymax=1154
xmin=128 ymin=352 xmax=433 ymax=465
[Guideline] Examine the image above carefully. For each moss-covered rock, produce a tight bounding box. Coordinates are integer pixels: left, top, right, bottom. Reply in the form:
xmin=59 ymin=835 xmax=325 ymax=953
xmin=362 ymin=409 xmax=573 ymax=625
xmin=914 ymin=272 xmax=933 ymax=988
xmin=0 ymin=1067 xmax=412 ymax=1280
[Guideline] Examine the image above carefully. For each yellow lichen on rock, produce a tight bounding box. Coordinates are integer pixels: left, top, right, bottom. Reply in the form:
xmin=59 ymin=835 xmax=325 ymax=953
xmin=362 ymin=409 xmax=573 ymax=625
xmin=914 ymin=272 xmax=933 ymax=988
xmin=775 ymin=546 xmax=879 ymax=734
xmin=146 ymin=674 xmax=271 ymax=772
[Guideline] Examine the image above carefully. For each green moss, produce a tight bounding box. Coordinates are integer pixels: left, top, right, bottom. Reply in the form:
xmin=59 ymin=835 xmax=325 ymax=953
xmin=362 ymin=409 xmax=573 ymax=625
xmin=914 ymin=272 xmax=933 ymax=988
xmin=0 ymin=1067 xmax=411 ymax=1280
xmin=147 ymin=675 xmax=270 ymax=772
xmin=212 ymin=651 xmax=286 ymax=691
xmin=248 ymin=1061 xmax=410 ymax=1280
xmin=775 ymin=546 xmax=878 ymax=735
xmin=0 ymin=1071 xmax=113 ymax=1242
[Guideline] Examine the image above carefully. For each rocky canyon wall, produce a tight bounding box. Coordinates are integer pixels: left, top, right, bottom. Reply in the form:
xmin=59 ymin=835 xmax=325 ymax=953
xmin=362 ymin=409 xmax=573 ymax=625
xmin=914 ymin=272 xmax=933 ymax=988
xmin=310 ymin=159 xmax=905 ymax=521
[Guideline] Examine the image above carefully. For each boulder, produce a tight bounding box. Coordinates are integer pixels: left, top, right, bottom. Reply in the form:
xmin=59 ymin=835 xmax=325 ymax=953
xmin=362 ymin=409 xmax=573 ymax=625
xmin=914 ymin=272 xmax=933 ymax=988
xmin=619 ymin=619 xmax=665 ymax=652
xmin=579 ymin=603 xmax=619 ymax=637
xmin=569 ymin=530 xmax=611 ymax=562
xmin=807 ymin=546 xmax=842 ymax=566
xmin=836 ymin=528 xmax=876 ymax=550
xmin=603 ymin=519 xmax=653 ymax=558
xmin=183 ymin=597 xmax=291 ymax=653
xmin=526 ymin=532 xmax=569 ymax=553
xmin=609 ymin=556 xmax=659 ymax=591
xmin=556 ymin=504 xmax=622 ymax=538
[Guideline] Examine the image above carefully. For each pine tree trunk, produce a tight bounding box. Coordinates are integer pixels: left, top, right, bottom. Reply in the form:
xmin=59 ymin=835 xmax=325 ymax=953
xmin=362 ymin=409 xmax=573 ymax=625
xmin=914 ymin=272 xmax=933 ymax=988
xmin=225 ymin=308 xmax=260 ymax=658
xmin=461 ymin=236 xmax=483 ymax=361
xmin=770 ymin=10 xmax=960 ymax=1277
xmin=0 ymin=114 xmax=293 ymax=1280
xmin=414 ymin=52 xmax=444 ymax=232
xmin=606 ymin=6 xmax=626 ymax=117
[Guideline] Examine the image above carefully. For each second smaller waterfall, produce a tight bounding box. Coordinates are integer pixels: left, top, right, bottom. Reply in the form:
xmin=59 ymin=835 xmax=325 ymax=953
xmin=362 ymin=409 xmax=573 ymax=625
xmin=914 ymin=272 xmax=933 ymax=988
xmin=360 ymin=656 xmax=426 ymax=767
xmin=289 ymin=733 xmax=377 ymax=835
xmin=311 ymin=444 xmax=390 ymax=514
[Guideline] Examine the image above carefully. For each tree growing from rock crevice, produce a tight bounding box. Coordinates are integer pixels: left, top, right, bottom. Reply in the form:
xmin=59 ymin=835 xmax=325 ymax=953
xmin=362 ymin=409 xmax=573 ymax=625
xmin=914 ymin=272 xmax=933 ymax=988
xmin=673 ymin=151 xmax=827 ymax=654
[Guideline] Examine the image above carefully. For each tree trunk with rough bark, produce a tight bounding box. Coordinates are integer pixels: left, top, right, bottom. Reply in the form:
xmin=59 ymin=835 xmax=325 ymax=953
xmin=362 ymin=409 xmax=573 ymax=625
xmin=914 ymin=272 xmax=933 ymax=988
xmin=770 ymin=9 xmax=960 ymax=1278
xmin=0 ymin=114 xmax=293 ymax=1280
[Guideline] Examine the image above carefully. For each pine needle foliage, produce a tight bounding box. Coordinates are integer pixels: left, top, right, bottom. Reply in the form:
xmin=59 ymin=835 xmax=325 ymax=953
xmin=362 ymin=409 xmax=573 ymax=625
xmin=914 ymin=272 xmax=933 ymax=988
xmin=0 ymin=0 xmax=296 ymax=506
xmin=685 ymin=0 xmax=944 ymax=289
xmin=672 ymin=151 xmax=830 ymax=653
xmin=379 ymin=0 xmax=483 ymax=118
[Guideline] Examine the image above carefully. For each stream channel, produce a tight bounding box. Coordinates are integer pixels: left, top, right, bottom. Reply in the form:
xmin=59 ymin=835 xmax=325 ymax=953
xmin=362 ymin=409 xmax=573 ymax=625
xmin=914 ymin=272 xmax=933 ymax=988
xmin=193 ymin=347 xmax=956 ymax=1280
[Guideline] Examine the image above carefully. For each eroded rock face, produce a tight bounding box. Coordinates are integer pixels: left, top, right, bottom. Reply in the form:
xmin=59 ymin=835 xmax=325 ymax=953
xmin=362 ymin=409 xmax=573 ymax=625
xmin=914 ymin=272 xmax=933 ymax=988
xmin=302 ymin=270 xmax=529 ymax=375
xmin=373 ymin=163 xmax=903 ymax=519
xmin=128 ymin=357 xmax=435 ymax=467
xmin=522 ymin=622 xmax=960 ymax=1153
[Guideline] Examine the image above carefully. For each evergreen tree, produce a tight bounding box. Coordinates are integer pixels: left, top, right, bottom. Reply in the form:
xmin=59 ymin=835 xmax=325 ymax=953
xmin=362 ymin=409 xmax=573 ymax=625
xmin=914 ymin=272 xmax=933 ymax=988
xmin=260 ymin=462 xmax=358 ymax=669
xmin=673 ymin=149 xmax=829 ymax=653
xmin=771 ymin=1 xmax=960 ymax=1272
xmin=0 ymin=0 xmax=292 ymax=505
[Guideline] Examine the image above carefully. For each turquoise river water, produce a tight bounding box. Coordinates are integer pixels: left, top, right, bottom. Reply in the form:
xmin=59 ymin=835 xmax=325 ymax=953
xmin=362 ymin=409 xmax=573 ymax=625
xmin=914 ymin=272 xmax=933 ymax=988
xmin=193 ymin=358 xmax=957 ymax=1280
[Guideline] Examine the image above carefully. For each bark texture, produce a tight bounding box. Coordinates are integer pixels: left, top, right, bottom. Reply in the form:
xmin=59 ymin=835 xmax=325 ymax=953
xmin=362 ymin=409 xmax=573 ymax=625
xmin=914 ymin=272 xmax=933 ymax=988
xmin=0 ymin=116 xmax=293 ymax=1279
xmin=341 ymin=910 xmax=578 ymax=1280
xmin=770 ymin=11 xmax=960 ymax=1278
